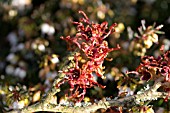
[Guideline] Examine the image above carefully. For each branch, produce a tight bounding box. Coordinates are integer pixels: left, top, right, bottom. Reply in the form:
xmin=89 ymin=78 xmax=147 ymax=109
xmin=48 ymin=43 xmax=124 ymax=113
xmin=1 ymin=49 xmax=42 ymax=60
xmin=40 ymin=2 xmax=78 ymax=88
xmin=8 ymin=81 xmax=168 ymax=113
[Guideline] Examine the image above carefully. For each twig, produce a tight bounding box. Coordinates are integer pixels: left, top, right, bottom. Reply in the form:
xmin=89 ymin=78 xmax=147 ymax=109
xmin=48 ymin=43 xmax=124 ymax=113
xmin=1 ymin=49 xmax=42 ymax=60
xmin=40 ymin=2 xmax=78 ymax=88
xmin=8 ymin=81 xmax=168 ymax=113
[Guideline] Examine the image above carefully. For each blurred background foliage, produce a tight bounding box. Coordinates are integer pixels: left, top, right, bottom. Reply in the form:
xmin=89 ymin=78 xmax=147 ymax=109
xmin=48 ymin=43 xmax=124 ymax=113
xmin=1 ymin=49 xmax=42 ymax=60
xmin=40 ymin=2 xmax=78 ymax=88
xmin=0 ymin=0 xmax=170 ymax=112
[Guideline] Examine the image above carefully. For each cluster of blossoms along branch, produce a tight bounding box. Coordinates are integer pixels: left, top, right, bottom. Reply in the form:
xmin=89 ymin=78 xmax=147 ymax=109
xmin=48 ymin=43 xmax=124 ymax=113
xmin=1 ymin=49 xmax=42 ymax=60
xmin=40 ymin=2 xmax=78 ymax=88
xmin=136 ymin=50 xmax=170 ymax=82
xmin=134 ymin=50 xmax=170 ymax=101
xmin=57 ymin=11 xmax=120 ymax=102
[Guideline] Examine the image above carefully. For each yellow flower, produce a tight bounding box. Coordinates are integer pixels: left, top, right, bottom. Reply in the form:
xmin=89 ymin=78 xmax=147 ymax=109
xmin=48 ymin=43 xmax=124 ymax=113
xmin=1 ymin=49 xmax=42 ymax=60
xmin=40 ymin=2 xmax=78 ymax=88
xmin=144 ymin=38 xmax=153 ymax=49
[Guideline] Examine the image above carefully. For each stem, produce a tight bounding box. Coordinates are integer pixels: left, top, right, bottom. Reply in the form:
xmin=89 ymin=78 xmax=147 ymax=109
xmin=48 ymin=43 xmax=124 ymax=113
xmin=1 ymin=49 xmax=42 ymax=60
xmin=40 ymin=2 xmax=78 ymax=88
xmin=8 ymin=82 xmax=168 ymax=113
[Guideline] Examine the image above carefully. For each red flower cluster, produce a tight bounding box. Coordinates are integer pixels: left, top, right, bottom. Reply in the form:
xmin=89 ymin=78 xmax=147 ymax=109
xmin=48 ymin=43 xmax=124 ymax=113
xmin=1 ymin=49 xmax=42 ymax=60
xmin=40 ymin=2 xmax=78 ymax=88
xmin=136 ymin=51 xmax=170 ymax=82
xmin=135 ymin=50 xmax=170 ymax=101
xmin=57 ymin=11 xmax=120 ymax=102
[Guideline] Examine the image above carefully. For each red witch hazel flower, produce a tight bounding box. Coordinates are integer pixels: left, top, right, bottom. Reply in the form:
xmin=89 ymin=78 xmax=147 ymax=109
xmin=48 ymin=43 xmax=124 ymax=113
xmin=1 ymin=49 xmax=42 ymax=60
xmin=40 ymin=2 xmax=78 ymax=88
xmin=57 ymin=11 xmax=120 ymax=102
xmin=136 ymin=50 xmax=170 ymax=82
xmin=133 ymin=49 xmax=170 ymax=101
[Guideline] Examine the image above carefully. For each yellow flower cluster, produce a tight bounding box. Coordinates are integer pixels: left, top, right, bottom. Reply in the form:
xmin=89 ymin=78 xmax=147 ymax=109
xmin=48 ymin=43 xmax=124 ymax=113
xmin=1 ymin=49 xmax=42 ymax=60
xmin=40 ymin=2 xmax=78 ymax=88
xmin=129 ymin=23 xmax=163 ymax=56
